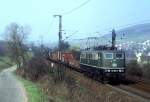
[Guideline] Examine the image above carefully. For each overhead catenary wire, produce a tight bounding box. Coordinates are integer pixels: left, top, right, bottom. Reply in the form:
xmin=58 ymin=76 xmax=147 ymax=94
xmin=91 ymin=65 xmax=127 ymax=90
xmin=51 ymin=13 xmax=150 ymax=46
xmin=63 ymin=30 xmax=78 ymax=40
xmin=45 ymin=17 xmax=55 ymax=39
xmin=62 ymin=31 xmax=79 ymax=42
xmin=62 ymin=0 xmax=92 ymax=15
xmin=49 ymin=17 xmax=55 ymax=32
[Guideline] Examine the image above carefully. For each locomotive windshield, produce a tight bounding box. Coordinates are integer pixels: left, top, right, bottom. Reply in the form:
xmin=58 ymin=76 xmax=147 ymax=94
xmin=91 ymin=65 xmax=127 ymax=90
xmin=104 ymin=53 xmax=113 ymax=59
xmin=116 ymin=53 xmax=124 ymax=59
xmin=104 ymin=52 xmax=124 ymax=59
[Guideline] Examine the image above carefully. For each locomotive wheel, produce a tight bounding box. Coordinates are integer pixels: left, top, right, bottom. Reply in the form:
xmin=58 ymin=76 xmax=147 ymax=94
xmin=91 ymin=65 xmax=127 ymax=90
xmin=101 ymin=77 xmax=107 ymax=84
xmin=101 ymin=73 xmax=108 ymax=84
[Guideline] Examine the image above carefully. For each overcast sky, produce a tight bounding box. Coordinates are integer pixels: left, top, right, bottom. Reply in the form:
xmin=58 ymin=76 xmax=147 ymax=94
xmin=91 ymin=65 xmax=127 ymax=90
xmin=0 ymin=0 xmax=150 ymax=44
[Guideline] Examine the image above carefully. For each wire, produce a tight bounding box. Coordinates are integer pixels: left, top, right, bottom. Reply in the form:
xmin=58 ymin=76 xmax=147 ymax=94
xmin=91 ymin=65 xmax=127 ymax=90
xmin=62 ymin=0 xmax=92 ymax=15
xmin=63 ymin=31 xmax=78 ymax=41
xmin=49 ymin=17 xmax=55 ymax=30
xmin=47 ymin=17 xmax=56 ymax=36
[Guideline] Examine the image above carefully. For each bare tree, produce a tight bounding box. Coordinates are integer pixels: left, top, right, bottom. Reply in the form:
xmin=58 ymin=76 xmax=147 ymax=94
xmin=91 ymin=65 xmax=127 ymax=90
xmin=4 ymin=23 xmax=30 ymax=68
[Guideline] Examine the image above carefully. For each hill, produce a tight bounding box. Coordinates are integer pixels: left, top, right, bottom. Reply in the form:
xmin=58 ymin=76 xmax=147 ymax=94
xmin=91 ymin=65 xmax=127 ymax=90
xmin=101 ymin=23 xmax=150 ymax=42
xmin=68 ymin=23 xmax=150 ymax=48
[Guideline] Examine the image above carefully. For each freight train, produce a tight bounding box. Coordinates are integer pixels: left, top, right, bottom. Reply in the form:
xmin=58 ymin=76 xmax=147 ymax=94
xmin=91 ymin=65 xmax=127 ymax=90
xmin=48 ymin=47 xmax=125 ymax=82
xmin=48 ymin=30 xmax=126 ymax=83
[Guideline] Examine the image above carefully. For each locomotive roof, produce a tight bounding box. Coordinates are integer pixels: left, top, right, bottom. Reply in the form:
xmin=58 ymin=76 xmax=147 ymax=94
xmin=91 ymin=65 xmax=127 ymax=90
xmin=81 ymin=50 xmax=125 ymax=53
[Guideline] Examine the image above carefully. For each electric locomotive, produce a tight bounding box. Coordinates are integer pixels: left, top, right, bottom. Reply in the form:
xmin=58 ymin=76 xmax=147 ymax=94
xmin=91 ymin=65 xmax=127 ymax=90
xmin=80 ymin=30 xmax=126 ymax=82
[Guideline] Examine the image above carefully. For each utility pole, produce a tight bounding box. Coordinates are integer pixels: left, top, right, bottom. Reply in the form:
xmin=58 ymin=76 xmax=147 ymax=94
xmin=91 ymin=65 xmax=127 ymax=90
xmin=54 ymin=15 xmax=62 ymax=61
xmin=112 ymin=29 xmax=116 ymax=50
xmin=39 ymin=35 xmax=44 ymax=55
xmin=53 ymin=15 xmax=63 ymax=80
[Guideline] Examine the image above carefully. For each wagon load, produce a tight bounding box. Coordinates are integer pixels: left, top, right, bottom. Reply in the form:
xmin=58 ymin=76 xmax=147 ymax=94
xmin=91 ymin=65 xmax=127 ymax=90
xmin=62 ymin=52 xmax=80 ymax=69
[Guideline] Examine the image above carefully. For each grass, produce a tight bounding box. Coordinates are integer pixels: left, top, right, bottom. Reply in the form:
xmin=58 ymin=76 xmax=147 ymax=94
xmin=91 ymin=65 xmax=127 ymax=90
xmin=0 ymin=56 xmax=14 ymax=72
xmin=17 ymin=76 xmax=48 ymax=102
xmin=0 ymin=53 xmax=32 ymax=72
xmin=0 ymin=52 xmax=33 ymax=72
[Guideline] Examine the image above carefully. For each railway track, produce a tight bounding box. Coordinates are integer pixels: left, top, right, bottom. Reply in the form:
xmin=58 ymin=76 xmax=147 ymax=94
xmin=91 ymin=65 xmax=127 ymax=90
xmin=129 ymin=81 xmax=150 ymax=93
xmin=47 ymin=58 xmax=150 ymax=101
xmin=107 ymin=84 xmax=150 ymax=102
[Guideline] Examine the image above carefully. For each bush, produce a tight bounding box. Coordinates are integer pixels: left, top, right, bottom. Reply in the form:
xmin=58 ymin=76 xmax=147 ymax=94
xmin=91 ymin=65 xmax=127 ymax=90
xmin=19 ymin=57 xmax=49 ymax=81
xmin=142 ymin=63 xmax=150 ymax=78
xmin=126 ymin=60 xmax=143 ymax=77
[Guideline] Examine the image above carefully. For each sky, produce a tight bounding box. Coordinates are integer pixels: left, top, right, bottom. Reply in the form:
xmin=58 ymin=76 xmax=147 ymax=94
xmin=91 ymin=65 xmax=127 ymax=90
xmin=0 ymin=0 xmax=150 ymax=44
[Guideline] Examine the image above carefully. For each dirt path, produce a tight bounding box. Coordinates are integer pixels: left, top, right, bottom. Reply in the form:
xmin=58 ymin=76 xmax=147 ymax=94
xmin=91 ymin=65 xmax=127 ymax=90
xmin=0 ymin=67 xmax=27 ymax=102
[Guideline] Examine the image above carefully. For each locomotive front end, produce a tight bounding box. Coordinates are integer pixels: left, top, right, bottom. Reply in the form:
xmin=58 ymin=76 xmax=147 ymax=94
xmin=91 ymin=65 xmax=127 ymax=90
xmin=103 ymin=51 xmax=126 ymax=81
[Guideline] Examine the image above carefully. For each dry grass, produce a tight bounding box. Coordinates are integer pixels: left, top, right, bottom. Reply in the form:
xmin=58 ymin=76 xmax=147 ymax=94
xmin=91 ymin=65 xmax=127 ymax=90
xmin=64 ymin=69 xmax=142 ymax=102
xmin=38 ymin=65 xmax=142 ymax=102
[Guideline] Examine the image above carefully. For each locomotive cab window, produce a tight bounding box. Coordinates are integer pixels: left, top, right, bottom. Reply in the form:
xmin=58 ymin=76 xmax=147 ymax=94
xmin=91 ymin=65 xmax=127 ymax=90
xmin=116 ymin=53 xmax=124 ymax=59
xmin=104 ymin=53 xmax=113 ymax=59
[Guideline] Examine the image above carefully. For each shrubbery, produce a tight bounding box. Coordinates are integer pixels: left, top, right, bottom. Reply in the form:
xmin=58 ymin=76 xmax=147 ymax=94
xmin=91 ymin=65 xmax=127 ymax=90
xmin=126 ymin=60 xmax=143 ymax=77
xmin=142 ymin=63 xmax=150 ymax=78
xmin=126 ymin=60 xmax=150 ymax=79
xmin=17 ymin=56 xmax=49 ymax=81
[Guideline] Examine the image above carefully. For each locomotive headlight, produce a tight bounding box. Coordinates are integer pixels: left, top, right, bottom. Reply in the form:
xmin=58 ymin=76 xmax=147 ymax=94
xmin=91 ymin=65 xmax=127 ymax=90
xmin=119 ymin=70 xmax=122 ymax=72
xmin=114 ymin=70 xmax=117 ymax=72
xmin=107 ymin=69 xmax=111 ymax=72
xmin=105 ymin=69 xmax=111 ymax=72
xmin=119 ymin=69 xmax=124 ymax=72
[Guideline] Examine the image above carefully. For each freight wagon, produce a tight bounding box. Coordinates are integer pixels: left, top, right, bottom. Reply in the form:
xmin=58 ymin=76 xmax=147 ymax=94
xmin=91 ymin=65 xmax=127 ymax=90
xmin=49 ymin=51 xmax=80 ymax=69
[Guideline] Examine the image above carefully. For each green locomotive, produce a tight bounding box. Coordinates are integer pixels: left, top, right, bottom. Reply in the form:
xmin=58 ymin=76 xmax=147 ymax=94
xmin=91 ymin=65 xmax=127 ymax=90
xmin=80 ymin=30 xmax=126 ymax=82
xmin=80 ymin=48 xmax=125 ymax=82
